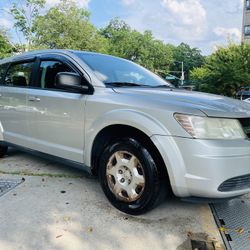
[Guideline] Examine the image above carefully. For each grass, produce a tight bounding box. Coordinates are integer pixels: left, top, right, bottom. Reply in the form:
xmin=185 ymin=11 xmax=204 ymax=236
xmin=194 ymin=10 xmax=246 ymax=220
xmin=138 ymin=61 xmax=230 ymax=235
xmin=0 ymin=169 xmax=86 ymax=178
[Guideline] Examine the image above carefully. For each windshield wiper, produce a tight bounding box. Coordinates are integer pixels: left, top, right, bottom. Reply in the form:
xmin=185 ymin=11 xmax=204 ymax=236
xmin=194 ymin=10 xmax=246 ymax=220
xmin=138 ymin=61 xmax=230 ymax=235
xmin=151 ymin=85 xmax=175 ymax=89
xmin=105 ymin=82 xmax=175 ymax=88
xmin=105 ymin=82 xmax=149 ymax=87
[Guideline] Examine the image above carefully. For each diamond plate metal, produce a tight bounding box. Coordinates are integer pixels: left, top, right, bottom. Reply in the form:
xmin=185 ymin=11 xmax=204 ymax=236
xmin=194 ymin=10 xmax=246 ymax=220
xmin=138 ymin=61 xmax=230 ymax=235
xmin=211 ymin=198 xmax=250 ymax=250
xmin=0 ymin=178 xmax=24 ymax=197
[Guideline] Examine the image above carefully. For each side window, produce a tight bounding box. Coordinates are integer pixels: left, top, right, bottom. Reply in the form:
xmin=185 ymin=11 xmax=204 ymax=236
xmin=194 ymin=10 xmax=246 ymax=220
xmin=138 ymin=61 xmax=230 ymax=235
xmin=5 ymin=62 xmax=34 ymax=87
xmin=0 ymin=64 xmax=8 ymax=85
xmin=39 ymin=60 xmax=74 ymax=89
xmin=245 ymin=25 xmax=250 ymax=36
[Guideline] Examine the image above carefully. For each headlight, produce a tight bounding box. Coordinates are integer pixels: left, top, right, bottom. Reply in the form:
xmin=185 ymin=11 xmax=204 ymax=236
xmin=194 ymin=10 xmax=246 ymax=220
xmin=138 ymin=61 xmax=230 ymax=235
xmin=174 ymin=114 xmax=246 ymax=139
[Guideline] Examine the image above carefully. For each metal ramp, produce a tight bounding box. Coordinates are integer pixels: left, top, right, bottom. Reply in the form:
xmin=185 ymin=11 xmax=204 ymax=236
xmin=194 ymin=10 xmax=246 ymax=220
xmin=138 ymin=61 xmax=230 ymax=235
xmin=0 ymin=178 xmax=24 ymax=197
xmin=211 ymin=198 xmax=250 ymax=250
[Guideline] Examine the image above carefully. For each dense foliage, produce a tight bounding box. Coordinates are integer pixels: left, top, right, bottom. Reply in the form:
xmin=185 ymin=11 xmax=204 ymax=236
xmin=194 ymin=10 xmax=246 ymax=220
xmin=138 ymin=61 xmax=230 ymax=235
xmin=101 ymin=18 xmax=174 ymax=74
xmin=0 ymin=31 xmax=13 ymax=59
xmin=191 ymin=44 xmax=250 ymax=97
xmin=33 ymin=0 xmax=108 ymax=52
xmin=171 ymin=43 xmax=205 ymax=80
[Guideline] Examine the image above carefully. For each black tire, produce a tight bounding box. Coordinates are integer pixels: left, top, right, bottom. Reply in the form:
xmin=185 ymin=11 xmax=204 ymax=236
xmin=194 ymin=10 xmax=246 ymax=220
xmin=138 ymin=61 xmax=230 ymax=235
xmin=0 ymin=146 xmax=8 ymax=158
xmin=99 ymin=137 xmax=168 ymax=215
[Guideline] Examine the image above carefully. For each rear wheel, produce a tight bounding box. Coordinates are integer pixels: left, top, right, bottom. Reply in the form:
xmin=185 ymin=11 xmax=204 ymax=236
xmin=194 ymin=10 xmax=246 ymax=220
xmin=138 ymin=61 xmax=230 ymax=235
xmin=0 ymin=146 xmax=8 ymax=158
xmin=99 ymin=138 xmax=168 ymax=215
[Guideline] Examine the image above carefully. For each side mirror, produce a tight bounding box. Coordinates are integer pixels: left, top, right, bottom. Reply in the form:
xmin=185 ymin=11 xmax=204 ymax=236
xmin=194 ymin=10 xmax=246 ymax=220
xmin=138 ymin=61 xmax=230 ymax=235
xmin=55 ymin=72 xmax=89 ymax=93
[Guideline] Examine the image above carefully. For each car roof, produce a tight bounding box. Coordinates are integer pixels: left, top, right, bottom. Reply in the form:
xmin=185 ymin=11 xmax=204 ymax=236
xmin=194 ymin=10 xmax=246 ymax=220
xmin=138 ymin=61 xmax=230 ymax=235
xmin=0 ymin=49 xmax=112 ymax=64
xmin=0 ymin=49 xmax=131 ymax=66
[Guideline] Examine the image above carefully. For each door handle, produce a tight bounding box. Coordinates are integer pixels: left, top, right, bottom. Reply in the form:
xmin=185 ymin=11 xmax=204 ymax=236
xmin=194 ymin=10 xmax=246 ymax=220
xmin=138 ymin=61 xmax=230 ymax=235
xmin=28 ymin=96 xmax=40 ymax=102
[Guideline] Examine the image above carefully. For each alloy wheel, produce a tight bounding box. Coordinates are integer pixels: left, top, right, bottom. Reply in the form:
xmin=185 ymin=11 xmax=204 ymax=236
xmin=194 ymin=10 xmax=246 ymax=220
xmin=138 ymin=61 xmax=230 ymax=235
xmin=106 ymin=151 xmax=145 ymax=202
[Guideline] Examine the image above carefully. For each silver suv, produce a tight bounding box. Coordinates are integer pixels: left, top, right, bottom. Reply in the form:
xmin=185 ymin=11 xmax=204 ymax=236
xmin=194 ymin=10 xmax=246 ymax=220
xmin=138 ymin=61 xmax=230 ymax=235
xmin=0 ymin=50 xmax=250 ymax=215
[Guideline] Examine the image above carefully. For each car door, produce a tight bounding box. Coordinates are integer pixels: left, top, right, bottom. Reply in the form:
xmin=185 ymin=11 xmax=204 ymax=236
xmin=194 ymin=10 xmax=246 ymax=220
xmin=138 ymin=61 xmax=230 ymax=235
xmin=0 ymin=63 xmax=8 ymax=141
xmin=0 ymin=59 xmax=36 ymax=147
xmin=26 ymin=55 xmax=86 ymax=163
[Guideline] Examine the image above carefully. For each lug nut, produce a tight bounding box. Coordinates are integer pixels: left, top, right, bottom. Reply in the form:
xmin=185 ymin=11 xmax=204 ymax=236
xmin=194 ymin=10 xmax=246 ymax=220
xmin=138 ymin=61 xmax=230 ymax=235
xmin=119 ymin=170 xmax=123 ymax=174
xmin=120 ymin=178 xmax=125 ymax=183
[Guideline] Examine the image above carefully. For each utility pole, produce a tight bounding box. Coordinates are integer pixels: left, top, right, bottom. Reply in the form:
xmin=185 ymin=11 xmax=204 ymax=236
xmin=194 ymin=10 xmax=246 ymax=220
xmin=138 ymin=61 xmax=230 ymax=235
xmin=180 ymin=61 xmax=184 ymax=86
xmin=167 ymin=61 xmax=185 ymax=87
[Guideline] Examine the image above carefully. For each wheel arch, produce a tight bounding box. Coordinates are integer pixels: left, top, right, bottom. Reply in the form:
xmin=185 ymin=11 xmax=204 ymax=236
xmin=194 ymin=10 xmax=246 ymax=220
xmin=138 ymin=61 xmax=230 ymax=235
xmin=85 ymin=108 xmax=170 ymax=165
xmin=89 ymin=124 xmax=170 ymax=185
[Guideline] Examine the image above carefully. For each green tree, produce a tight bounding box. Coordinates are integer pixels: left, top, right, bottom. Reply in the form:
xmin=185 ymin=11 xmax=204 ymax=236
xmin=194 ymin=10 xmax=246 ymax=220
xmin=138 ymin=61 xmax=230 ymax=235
xmin=0 ymin=31 xmax=13 ymax=59
xmin=10 ymin=0 xmax=45 ymax=50
xmin=33 ymin=0 xmax=108 ymax=52
xmin=190 ymin=67 xmax=213 ymax=93
xmin=170 ymin=43 xmax=205 ymax=81
xmin=191 ymin=43 xmax=250 ymax=96
xmin=101 ymin=18 xmax=173 ymax=74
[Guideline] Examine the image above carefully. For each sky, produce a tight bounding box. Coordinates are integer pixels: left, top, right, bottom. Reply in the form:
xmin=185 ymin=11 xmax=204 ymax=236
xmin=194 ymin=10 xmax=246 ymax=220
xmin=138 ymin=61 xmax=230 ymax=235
xmin=0 ymin=0 xmax=245 ymax=55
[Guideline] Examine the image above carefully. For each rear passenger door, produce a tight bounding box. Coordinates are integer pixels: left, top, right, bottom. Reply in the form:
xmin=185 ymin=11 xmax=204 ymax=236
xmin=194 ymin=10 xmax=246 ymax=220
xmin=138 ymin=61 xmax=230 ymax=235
xmin=0 ymin=60 xmax=35 ymax=146
xmin=26 ymin=55 xmax=86 ymax=163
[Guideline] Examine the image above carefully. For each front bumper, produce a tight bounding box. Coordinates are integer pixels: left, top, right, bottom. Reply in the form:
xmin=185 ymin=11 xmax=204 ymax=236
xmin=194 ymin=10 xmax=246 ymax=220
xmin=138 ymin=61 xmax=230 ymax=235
xmin=151 ymin=135 xmax=250 ymax=198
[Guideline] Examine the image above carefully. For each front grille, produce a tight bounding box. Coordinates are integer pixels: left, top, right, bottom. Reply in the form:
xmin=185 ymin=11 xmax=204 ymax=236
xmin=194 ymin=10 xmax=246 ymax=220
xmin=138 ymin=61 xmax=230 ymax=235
xmin=218 ymin=174 xmax=250 ymax=192
xmin=239 ymin=118 xmax=250 ymax=138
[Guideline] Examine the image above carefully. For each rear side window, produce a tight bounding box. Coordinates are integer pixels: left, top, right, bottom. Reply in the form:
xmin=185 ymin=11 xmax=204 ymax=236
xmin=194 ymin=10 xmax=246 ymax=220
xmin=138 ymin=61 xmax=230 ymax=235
xmin=0 ymin=64 xmax=8 ymax=85
xmin=38 ymin=60 xmax=74 ymax=89
xmin=5 ymin=62 xmax=34 ymax=87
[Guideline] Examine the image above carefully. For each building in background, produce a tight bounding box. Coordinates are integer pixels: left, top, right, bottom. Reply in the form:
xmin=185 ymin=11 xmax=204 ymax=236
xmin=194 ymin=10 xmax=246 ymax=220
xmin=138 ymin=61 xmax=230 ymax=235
xmin=243 ymin=0 xmax=250 ymax=43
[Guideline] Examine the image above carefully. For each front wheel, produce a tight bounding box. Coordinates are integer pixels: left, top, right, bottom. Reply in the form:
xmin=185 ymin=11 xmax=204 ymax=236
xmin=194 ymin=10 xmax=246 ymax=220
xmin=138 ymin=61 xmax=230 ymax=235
xmin=99 ymin=138 xmax=168 ymax=215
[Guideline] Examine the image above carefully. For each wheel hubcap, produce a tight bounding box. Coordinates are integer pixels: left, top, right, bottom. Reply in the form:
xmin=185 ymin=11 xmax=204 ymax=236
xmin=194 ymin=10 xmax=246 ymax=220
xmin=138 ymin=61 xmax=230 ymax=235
xmin=106 ymin=151 xmax=145 ymax=202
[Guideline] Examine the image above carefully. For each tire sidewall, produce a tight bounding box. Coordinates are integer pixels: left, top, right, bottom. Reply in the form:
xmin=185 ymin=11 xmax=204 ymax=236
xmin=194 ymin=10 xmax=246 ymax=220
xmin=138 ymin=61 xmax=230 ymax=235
xmin=99 ymin=138 xmax=161 ymax=215
xmin=0 ymin=146 xmax=8 ymax=158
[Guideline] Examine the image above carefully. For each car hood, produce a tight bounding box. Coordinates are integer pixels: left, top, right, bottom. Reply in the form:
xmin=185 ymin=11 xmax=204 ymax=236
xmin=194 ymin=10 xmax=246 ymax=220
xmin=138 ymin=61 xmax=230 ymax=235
xmin=114 ymin=87 xmax=250 ymax=118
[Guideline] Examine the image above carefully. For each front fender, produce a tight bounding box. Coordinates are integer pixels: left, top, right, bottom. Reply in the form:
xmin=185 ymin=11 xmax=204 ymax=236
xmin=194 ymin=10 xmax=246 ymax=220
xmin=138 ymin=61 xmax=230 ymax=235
xmin=84 ymin=109 xmax=170 ymax=166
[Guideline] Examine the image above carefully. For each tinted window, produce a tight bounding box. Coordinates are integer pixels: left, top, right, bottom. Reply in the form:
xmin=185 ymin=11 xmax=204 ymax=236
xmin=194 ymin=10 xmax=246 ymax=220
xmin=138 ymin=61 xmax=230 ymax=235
xmin=0 ymin=64 xmax=8 ymax=85
xmin=5 ymin=62 xmax=34 ymax=87
xmin=76 ymin=53 xmax=173 ymax=87
xmin=245 ymin=26 xmax=250 ymax=36
xmin=38 ymin=60 xmax=74 ymax=89
xmin=247 ymin=0 xmax=250 ymax=10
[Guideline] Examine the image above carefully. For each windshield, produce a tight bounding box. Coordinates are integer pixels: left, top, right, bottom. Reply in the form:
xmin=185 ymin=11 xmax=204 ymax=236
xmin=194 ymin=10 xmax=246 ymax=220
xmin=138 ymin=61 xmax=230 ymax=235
xmin=75 ymin=52 xmax=174 ymax=88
